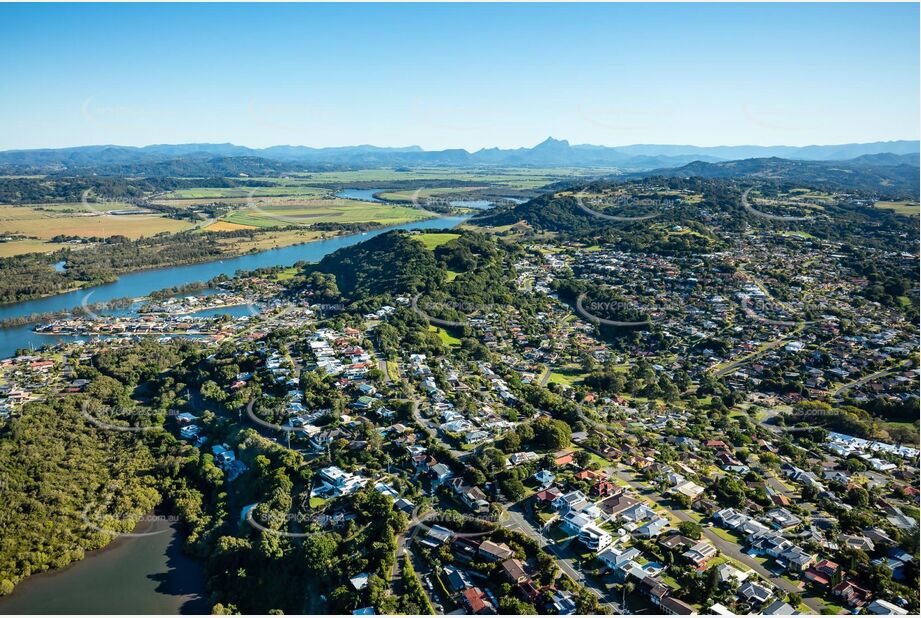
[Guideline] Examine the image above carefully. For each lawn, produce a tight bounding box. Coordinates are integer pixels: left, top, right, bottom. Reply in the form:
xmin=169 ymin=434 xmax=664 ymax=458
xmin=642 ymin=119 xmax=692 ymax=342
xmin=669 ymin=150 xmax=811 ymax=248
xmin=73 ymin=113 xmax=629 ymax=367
xmin=414 ymin=232 xmax=461 ymax=249
xmin=535 ymin=511 xmax=556 ymax=526
xmin=547 ymin=365 xmax=588 ymax=387
xmin=817 ymin=600 xmax=847 ymax=614
xmin=660 ymin=573 xmax=681 ymax=590
xmin=545 ymin=523 xmax=572 ymax=542
xmin=709 ymin=526 xmax=744 ymax=544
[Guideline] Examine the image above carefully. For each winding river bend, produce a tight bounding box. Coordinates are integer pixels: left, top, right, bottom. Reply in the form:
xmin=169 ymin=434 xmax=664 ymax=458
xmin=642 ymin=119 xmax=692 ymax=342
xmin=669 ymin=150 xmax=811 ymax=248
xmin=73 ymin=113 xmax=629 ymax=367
xmin=0 ymin=215 xmax=468 ymax=358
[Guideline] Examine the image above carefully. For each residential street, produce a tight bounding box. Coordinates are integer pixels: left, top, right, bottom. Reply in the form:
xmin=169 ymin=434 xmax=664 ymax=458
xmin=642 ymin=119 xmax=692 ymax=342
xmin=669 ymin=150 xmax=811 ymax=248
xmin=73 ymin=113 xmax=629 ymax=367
xmin=504 ymin=502 xmax=625 ymax=614
xmin=611 ymin=469 xmax=826 ymax=614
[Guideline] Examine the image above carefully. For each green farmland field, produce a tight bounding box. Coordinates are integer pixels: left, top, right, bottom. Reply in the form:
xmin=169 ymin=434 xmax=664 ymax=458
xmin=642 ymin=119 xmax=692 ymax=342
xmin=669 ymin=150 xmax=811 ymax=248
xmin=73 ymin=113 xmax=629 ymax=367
xmin=160 ymin=186 xmax=329 ymax=200
xmin=222 ymin=200 xmax=433 ymax=228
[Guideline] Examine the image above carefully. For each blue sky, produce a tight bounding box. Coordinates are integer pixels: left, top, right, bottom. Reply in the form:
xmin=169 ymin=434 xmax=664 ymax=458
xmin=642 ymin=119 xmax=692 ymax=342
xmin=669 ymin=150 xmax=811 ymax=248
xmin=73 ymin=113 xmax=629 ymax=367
xmin=1 ymin=2 xmax=918 ymax=150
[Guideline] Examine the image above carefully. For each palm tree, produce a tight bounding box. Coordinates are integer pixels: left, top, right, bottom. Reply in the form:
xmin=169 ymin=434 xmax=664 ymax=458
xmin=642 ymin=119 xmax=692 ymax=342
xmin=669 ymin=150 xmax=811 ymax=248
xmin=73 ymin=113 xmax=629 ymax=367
xmin=622 ymin=580 xmax=635 ymax=606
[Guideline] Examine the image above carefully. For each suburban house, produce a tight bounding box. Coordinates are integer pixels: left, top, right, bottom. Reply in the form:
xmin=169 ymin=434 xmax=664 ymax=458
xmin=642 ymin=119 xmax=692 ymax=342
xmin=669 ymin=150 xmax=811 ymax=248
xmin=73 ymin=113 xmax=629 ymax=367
xmin=478 ymin=540 xmax=514 ymax=562
xmin=682 ymin=541 xmax=718 ymax=568
xmin=462 ymin=587 xmax=495 ymax=614
xmin=578 ymin=523 xmax=613 ymax=551
xmin=738 ymin=581 xmax=773 ymax=605
xmin=833 ymin=580 xmax=871 ymax=608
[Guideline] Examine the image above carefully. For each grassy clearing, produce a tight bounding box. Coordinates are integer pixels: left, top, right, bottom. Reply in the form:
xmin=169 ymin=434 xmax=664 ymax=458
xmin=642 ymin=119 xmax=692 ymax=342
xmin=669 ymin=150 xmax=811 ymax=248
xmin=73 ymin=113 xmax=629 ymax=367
xmin=660 ymin=574 xmax=681 ymax=590
xmin=0 ymin=205 xmax=194 ymax=240
xmin=780 ymin=230 xmax=816 ymax=239
xmin=0 ymin=238 xmax=74 ymax=257
xmin=216 ymin=229 xmax=337 ymax=252
xmin=7 ymin=201 xmax=142 ymax=213
xmin=414 ymin=232 xmax=460 ymax=250
xmin=883 ymin=420 xmax=920 ymax=444
xmin=202 ymin=220 xmax=258 ymax=232
xmin=274 ymin=267 xmax=299 ymax=281
xmin=874 ymin=200 xmax=919 ymax=216
xmin=429 ymin=325 xmax=462 ymax=347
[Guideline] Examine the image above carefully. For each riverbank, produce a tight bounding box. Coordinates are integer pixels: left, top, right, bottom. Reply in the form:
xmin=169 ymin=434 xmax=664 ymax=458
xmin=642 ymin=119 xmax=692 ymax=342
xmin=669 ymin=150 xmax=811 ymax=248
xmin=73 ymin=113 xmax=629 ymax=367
xmin=0 ymin=215 xmax=469 ymax=358
xmin=0 ymin=516 xmax=208 ymax=615
xmin=0 ymin=227 xmax=350 ymax=308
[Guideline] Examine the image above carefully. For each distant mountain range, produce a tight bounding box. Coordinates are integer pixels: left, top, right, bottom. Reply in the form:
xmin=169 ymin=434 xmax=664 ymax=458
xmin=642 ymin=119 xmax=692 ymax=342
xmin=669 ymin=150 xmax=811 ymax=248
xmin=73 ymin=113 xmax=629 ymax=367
xmin=0 ymin=137 xmax=917 ymax=172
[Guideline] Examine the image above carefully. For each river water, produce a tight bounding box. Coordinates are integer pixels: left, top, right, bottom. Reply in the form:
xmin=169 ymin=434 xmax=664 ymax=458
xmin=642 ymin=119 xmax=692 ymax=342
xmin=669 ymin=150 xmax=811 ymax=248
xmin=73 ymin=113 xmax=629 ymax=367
xmin=0 ymin=215 xmax=468 ymax=358
xmin=334 ymin=188 xmax=386 ymax=202
xmin=0 ymin=519 xmax=208 ymax=615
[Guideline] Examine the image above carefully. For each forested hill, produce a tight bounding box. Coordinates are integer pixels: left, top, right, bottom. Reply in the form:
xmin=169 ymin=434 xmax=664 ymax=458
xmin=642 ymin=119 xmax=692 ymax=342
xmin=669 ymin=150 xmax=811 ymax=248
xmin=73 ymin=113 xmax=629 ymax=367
xmin=308 ymin=231 xmax=445 ymax=300
xmin=76 ymin=156 xmax=302 ymax=177
xmin=306 ymin=229 xmax=508 ymax=307
xmin=475 ymin=193 xmax=604 ymax=236
xmin=638 ymin=156 xmax=919 ymax=198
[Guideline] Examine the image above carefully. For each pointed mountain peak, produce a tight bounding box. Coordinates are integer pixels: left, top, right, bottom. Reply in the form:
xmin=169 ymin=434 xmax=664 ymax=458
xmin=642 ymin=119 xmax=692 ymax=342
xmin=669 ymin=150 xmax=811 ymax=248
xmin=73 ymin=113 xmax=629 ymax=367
xmin=534 ymin=136 xmax=570 ymax=149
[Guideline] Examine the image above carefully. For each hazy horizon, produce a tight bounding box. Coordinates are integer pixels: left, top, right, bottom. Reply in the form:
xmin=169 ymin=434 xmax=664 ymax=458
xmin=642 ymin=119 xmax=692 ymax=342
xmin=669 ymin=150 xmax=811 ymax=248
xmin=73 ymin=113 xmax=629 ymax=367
xmin=2 ymin=136 xmax=920 ymax=154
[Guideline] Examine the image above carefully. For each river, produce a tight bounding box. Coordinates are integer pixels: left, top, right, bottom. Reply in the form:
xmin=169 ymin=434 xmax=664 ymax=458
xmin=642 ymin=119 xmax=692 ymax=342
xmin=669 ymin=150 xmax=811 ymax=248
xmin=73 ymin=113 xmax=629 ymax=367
xmin=0 ymin=215 xmax=468 ymax=358
xmin=334 ymin=188 xmax=385 ymax=202
xmin=0 ymin=518 xmax=208 ymax=615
